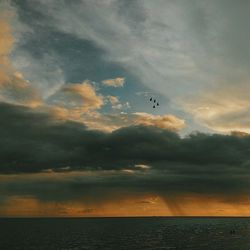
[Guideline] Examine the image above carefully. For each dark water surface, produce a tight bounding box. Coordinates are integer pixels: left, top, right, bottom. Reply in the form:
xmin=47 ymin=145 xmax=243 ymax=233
xmin=1 ymin=217 xmax=250 ymax=250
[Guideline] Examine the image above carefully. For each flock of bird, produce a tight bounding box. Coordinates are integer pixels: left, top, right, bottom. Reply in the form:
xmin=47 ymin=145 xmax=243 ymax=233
xmin=149 ymin=97 xmax=159 ymax=109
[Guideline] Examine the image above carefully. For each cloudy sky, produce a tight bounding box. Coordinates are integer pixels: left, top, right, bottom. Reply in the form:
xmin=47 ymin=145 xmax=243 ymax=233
xmin=1 ymin=0 xmax=250 ymax=216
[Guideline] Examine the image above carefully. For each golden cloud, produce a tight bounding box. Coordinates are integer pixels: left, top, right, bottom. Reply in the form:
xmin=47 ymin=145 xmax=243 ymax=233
xmin=107 ymin=95 xmax=128 ymax=110
xmin=73 ymin=111 xmax=185 ymax=132
xmin=184 ymin=83 xmax=250 ymax=133
xmin=108 ymin=95 xmax=119 ymax=105
xmin=0 ymin=13 xmax=14 ymax=85
xmin=0 ymin=72 xmax=42 ymax=107
xmin=0 ymin=11 xmax=42 ymax=107
xmin=102 ymin=77 xmax=125 ymax=87
xmin=134 ymin=112 xmax=185 ymax=131
xmin=51 ymin=81 xmax=104 ymax=112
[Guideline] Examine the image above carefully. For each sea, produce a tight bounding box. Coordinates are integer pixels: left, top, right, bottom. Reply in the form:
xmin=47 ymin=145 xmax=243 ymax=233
xmin=0 ymin=217 xmax=250 ymax=250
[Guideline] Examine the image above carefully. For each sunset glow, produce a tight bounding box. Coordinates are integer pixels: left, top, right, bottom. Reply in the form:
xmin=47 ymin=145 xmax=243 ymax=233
xmin=1 ymin=0 xmax=250 ymax=217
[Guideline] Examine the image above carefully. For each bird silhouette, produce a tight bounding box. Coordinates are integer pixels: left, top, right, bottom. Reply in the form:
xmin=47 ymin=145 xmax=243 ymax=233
xmin=149 ymin=97 xmax=160 ymax=109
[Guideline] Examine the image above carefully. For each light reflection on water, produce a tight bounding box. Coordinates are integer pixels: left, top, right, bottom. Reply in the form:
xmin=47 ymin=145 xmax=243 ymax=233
xmin=1 ymin=217 xmax=250 ymax=250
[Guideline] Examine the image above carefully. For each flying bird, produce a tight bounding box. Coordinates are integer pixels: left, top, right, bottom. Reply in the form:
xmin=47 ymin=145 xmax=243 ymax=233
xmin=149 ymin=97 xmax=159 ymax=109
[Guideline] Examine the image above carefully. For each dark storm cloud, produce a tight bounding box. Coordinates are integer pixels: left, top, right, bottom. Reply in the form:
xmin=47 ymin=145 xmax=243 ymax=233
xmin=1 ymin=101 xmax=250 ymax=202
xmin=0 ymin=168 xmax=249 ymax=205
xmin=1 ymin=102 xmax=250 ymax=175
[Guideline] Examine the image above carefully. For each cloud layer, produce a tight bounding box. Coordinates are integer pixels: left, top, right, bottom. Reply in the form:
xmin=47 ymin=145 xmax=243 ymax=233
xmin=1 ymin=102 xmax=249 ymax=176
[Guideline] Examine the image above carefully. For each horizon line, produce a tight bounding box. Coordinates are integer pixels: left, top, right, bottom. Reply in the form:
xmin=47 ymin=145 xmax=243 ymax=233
xmin=1 ymin=216 xmax=250 ymax=219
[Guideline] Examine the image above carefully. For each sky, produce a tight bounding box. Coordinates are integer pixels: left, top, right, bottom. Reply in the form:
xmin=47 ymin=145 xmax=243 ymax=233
xmin=1 ymin=0 xmax=250 ymax=216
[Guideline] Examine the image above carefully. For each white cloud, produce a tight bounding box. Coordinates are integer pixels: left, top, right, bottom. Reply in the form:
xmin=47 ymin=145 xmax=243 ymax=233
xmin=134 ymin=164 xmax=151 ymax=170
xmin=12 ymin=51 xmax=65 ymax=99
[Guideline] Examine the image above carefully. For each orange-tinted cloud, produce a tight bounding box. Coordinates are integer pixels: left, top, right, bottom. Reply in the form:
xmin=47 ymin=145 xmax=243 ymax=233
xmin=0 ymin=10 xmax=42 ymax=107
xmin=2 ymin=187 xmax=250 ymax=217
xmin=106 ymin=95 xmax=130 ymax=110
xmin=0 ymin=12 xmax=14 ymax=85
xmin=0 ymin=72 xmax=42 ymax=107
xmin=71 ymin=111 xmax=185 ymax=132
xmin=184 ymin=81 xmax=250 ymax=133
xmin=102 ymin=77 xmax=125 ymax=87
xmin=134 ymin=112 xmax=185 ymax=131
xmin=108 ymin=95 xmax=119 ymax=105
xmin=49 ymin=80 xmax=104 ymax=112
xmin=0 ymin=194 xmax=169 ymax=217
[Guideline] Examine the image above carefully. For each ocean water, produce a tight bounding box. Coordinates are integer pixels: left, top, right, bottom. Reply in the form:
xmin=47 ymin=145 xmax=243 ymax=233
xmin=1 ymin=217 xmax=250 ymax=250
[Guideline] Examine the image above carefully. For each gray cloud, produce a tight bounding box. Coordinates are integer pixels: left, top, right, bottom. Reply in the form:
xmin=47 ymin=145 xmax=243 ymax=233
xmin=0 ymin=166 xmax=249 ymax=207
